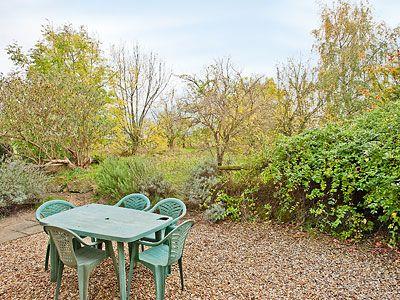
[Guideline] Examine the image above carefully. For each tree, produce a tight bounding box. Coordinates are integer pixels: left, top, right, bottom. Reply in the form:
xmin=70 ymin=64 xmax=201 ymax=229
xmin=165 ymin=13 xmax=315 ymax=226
xmin=274 ymin=58 xmax=321 ymax=136
xmin=313 ymin=0 xmax=400 ymax=120
xmin=110 ymin=45 xmax=171 ymax=154
xmin=156 ymin=90 xmax=191 ymax=149
xmin=181 ymin=59 xmax=262 ymax=165
xmin=7 ymin=24 xmax=107 ymax=83
xmin=0 ymin=24 xmax=109 ymax=167
xmin=365 ymin=26 xmax=400 ymax=103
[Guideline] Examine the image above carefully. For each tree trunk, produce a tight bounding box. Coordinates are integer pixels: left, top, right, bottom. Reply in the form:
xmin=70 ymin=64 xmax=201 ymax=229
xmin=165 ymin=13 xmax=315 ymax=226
xmin=216 ymin=149 xmax=224 ymax=166
xmin=167 ymin=137 xmax=175 ymax=149
xmin=129 ymin=133 xmax=140 ymax=154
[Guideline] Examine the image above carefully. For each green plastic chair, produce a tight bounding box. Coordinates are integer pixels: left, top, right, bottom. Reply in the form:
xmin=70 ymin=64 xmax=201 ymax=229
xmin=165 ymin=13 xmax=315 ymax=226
xmin=148 ymin=198 xmax=187 ymax=221
xmin=128 ymin=220 xmax=194 ymax=300
xmin=114 ymin=193 xmax=151 ymax=211
xmin=115 ymin=193 xmax=153 ymax=257
xmin=45 ymin=225 xmax=119 ymax=300
xmin=35 ymin=200 xmax=76 ymax=271
xmin=142 ymin=198 xmax=187 ymax=242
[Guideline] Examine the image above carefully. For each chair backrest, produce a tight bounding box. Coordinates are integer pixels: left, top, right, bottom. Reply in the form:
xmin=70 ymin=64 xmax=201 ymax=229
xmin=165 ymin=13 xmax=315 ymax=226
xmin=44 ymin=226 xmax=79 ymax=267
xmin=166 ymin=220 xmax=194 ymax=265
xmin=115 ymin=193 xmax=151 ymax=211
xmin=150 ymin=198 xmax=187 ymax=223
xmin=35 ymin=200 xmax=76 ymax=221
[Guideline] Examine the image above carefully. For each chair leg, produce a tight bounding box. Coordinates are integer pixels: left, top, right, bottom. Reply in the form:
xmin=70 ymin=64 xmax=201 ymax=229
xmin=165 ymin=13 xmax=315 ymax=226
xmin=77 ymin=266 xmax=90 ymax=300
xmin=128 ymin=243 xmax=138 ymax=268
xmin=54 ymin=261 xmax=64 ymax=300
xmin=166 ymin=265 xmax=171 ymax=276
xmin=178 ymin=258 xmax=184 ymax=291
xmin=45 ymin=243 xmax=50 ymax=271
xmin=154 ymin=266 xmax=166 ymax=300
xmin=50 ymin=240 xmax=59 ymax=282
xmin=128 ymin=243 xmax=132 ymax=261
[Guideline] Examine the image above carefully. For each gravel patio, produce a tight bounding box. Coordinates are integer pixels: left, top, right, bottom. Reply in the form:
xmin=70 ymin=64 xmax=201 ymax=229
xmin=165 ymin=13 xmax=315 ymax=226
xmin=1 ymin=207 xmax=399 ymax=300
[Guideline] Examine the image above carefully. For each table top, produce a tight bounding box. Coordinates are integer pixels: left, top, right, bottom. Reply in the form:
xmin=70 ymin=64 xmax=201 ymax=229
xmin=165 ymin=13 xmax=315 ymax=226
xmin=39 ymin=203 xmax=173 ymax=242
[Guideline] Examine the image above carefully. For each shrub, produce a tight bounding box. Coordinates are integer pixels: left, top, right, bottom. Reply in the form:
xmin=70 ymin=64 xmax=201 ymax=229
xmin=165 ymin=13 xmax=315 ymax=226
xmin=203 ymin=203 xmax=226 ymax=223
xmin=258 ymin=100 xmax=400 ymax=244
xmin=0 ymin=160 xmax=48 ymax=208
xmin=94 ymin=156 xmax=173 ymax=202
xmin=184 ymin=160 xmax=219 ymax=207
xmin=213 ymin=191 xmax=257 ymax=222
xmin=139 ymin=174 xmax=175 ymax=202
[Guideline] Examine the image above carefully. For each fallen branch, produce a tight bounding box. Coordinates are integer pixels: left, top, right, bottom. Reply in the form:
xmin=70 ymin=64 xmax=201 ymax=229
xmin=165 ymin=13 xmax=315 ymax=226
xmin=218 ymin=165 xmax=246 ymax=171
xmin=43 ymin=158 xmax=76 ymax=169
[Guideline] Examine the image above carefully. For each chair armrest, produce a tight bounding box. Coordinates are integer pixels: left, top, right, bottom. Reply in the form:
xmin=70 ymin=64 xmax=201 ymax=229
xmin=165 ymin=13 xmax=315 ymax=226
xmin=137 ymin=239 xmax=165 ymax=247
xmin=165 ymin=224 xmax=177 ymax=235
xmin=140 ymin=224 xmax=177 ymax=243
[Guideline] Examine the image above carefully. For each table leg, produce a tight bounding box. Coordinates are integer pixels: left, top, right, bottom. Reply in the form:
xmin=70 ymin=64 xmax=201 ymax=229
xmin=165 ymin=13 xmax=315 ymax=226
xmin=105 ymin=241 xmax=119 ymax=285
xmin=117 ymin=242 xmax=127 ymax=300
xmin=49 ymin=239 xmax=59 ymax=282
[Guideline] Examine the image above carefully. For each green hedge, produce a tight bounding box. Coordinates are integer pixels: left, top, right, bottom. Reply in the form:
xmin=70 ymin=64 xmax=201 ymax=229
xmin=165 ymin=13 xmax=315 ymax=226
xmin=259 ymin=101 xmax=400 ymax=244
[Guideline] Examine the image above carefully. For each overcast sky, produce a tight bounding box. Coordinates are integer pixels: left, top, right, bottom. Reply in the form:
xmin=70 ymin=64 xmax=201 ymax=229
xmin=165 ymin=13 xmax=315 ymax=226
xmin=0 ymin=0 xmax=399 ymax=77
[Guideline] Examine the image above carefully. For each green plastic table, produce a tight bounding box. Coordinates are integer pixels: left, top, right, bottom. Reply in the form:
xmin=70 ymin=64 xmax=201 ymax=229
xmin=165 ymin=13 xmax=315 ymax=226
xmin=39 ymin=203 xmax=174 ymax=300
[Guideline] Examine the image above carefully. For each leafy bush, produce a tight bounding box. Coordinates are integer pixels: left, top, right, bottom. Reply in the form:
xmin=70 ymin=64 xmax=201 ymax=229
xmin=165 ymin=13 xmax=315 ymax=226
xmin=258 ymin=100 xmax=400 ymax=244
xmin=0 ymin=160 xmax=48 ymax=208
xmin=213 ymin=191 xmax=257 ymax=222
xmin=95 ymin=156 xmax=173 ymax=202
xmin=184 ymin=160 xmax=219 ymax=207
xmin=203 ymin=203 xmax=226 ymax=223
xmin=139 ymin=174 xmax=175 ymax=202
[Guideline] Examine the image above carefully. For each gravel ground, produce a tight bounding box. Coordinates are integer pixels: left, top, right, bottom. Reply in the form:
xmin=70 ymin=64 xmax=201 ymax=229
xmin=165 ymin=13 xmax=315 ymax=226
xmin=1 ymin=212 xmax=400 ymax=299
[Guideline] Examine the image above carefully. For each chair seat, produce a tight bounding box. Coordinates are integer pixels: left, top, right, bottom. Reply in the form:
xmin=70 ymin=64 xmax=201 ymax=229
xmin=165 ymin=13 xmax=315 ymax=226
xmin=139 ymin=244 xmax=169 ymax=266
xmin=76 ymin=246 xmax=108 ymax=266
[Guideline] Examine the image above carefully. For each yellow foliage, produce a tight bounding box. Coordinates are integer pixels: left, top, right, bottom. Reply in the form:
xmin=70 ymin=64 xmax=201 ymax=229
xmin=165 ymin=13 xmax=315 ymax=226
xmin=142 ymin=121 xmax=169 ymax=153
